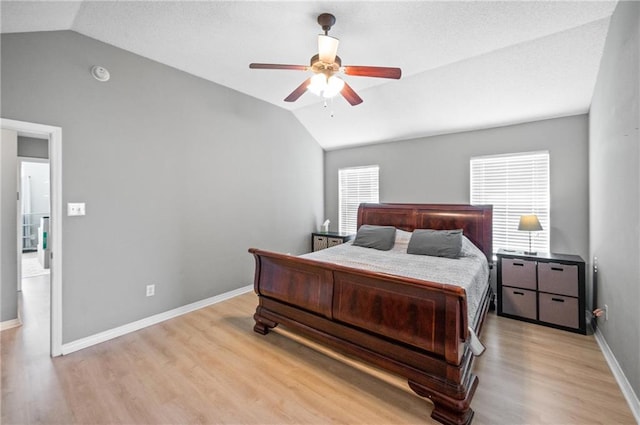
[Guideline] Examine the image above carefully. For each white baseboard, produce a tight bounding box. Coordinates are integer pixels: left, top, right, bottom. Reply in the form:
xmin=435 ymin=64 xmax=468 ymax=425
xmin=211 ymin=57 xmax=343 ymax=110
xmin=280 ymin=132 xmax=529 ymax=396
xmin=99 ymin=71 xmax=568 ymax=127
xmin=61 ymin=285 xmax=253 ymax=355
xmin=0 ymin=318 xmax=22 ymax=331
xmin=593 ymin=326 xmax=640 ymax=422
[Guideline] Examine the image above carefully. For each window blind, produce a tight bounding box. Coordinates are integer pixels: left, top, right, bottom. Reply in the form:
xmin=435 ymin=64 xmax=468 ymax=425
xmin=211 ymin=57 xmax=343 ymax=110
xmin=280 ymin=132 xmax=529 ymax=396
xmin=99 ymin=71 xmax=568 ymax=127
xmin=339 ymin=165 xmax=379 ymax=234
xmin=470 ymin=151 xmax=550 ymax=253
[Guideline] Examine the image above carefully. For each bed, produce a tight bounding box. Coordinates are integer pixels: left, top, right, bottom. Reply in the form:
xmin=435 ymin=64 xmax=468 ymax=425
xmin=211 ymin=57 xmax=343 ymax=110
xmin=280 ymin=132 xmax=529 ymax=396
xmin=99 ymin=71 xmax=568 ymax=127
xmin=249 ymin=203 xmax=493 ymax=425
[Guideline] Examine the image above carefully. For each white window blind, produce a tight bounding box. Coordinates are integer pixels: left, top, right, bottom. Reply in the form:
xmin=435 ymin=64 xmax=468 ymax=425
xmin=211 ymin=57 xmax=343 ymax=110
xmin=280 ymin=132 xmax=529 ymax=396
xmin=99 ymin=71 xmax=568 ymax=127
xmin=339 ymin=165 xmax=379 ymax=234
xmin=470 ymin=151 xmax=550 ymax=253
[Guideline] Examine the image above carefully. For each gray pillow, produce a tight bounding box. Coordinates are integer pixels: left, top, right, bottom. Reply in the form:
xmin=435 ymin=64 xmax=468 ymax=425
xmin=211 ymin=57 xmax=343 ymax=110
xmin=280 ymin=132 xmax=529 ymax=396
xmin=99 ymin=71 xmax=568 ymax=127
xmin=352 ymin=225 xmax=397 ymax=251
xmin=407 ymin=229 xmax=463 ymax=258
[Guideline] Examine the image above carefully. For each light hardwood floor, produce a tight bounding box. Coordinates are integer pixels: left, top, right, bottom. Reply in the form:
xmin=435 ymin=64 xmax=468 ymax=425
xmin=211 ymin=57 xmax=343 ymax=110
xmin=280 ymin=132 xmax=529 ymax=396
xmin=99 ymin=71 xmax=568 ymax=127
xmin=1 ymin=280 xmax=636 ymax=425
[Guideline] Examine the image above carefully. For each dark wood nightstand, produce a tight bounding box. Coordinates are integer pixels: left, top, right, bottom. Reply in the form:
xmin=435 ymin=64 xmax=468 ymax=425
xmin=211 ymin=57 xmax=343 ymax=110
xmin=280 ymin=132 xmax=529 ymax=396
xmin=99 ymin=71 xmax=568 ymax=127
xmin=497 ymin=249 xmax=586 ymax=334
xmin=311 ymin=232 xmax=354 ymax=252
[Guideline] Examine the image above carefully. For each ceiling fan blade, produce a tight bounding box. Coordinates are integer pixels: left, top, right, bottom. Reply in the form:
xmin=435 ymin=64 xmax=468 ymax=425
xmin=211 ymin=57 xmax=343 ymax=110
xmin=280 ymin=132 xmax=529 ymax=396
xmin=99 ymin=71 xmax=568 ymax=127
xmin=343 ymin=66 xmax=402 ymax=79
xmin=284 ymin=77 xmax=312 ymax=102
xmin=340 ymin=81 xmax=363 ymax=106
xmin=318 ymin=35 xmax=339 ymax=63
xmin=249 ymin=63 xmax=309 ymax=71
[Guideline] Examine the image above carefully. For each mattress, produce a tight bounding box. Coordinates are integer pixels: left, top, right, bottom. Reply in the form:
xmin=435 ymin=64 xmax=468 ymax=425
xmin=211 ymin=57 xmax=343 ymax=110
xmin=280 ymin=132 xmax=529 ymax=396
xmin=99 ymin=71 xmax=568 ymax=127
xmin=301 ymin=235 xmax=490 ymax=327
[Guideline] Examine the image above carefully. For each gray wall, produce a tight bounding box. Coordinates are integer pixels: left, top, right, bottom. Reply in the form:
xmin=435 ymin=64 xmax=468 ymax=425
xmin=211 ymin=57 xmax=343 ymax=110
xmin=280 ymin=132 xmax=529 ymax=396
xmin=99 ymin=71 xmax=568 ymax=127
xmin=1 ymin=31 xmax=323 ymax=342
xmin=325 ymin=115 xmax=589 ymax=261
xmin=589 ymin=0 xmax=640 ymax=398
xmin=18 ymin=136 xmax=48 ymax=159
xmin=1 ymin=129 xmax=18 ymax=322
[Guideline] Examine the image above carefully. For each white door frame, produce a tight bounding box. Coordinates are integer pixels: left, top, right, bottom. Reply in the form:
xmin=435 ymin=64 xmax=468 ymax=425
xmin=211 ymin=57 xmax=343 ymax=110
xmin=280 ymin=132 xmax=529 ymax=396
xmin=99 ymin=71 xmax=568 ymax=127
xmin=2 ymin=118 xmax=62 ymax=357
xmin=17 ymin=156 xmax=50 ymax=291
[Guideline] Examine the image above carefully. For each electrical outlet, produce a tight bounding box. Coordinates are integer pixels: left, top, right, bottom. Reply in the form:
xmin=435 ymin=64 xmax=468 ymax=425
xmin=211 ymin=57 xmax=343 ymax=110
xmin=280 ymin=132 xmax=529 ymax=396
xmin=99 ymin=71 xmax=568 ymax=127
xmin=146 ymin=284 xmax=155 ymax=297
xmin=604 ymin=304 xmax=608 ymax=321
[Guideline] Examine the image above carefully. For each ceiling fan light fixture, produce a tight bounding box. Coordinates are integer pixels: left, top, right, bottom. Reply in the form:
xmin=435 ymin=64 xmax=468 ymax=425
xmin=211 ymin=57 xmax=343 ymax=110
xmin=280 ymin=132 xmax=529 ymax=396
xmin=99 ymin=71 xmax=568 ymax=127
xmin=307 ymin=73 xmax=327 ymax=96
xmin=325 ymin=75 xmax=345 ymax=97
xmin=318 ymin=34 xmax=339 ymax=63
xmin=307 ymin=74 xmax=345 ymax=98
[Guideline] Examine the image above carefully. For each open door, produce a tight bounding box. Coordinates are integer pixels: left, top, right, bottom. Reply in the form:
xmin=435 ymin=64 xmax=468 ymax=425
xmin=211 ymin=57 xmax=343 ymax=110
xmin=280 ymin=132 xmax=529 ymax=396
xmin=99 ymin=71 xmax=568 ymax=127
xmin=0 ymin=129 xmax=20 ymax=328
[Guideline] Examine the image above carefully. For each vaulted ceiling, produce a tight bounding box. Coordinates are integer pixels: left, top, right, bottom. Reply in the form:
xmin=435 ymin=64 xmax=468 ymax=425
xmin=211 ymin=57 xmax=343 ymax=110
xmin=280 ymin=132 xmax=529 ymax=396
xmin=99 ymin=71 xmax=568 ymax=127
xmin=1 ymin=1 xmax=618 ymax=150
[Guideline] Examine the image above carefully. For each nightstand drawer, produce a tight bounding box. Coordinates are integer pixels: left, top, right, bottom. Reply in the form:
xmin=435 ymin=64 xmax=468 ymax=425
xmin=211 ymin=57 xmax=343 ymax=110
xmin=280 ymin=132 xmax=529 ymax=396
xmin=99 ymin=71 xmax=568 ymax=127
xmin=328 ymin=237 xmax=344 ymax=247
xmin=538 ymin=262 xmax=578 ymax=297
xmin=313 ymin=236 xmax=328 ymax=251
xmin=501 ymin=287 xmax=537 ymax=320
xmin=501 ymin=258 xmax=537 ymax=290
xmin=539 ymin=293 xmax=579 ymax=329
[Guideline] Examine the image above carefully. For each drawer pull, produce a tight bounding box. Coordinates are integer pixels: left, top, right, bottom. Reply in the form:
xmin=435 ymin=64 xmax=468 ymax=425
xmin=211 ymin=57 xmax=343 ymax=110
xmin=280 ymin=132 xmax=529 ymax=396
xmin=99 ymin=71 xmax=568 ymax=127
xmin=513 ymin=291 xmax=525 ymax=296
xmin=551 ymin=267 xmax=564 ymax=271
xmin=513 ymin=263 xmax=524 ymax=267
xmin=551 ymin=298 xmax=565 ymax=303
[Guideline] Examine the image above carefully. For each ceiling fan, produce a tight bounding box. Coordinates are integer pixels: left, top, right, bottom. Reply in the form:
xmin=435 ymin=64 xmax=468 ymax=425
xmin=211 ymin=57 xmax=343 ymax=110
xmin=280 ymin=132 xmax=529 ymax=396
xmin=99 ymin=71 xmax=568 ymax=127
xmin=249 ymin=13 xmax=402 ymax=106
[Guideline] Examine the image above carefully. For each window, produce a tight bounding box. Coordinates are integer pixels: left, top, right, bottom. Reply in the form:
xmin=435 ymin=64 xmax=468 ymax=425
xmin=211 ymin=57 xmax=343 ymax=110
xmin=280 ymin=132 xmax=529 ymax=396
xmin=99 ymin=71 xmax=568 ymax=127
xmin=470 ymin=151 xmax=549 ymax=253
xmin=339 ymin=165 xmax=379 ymax=234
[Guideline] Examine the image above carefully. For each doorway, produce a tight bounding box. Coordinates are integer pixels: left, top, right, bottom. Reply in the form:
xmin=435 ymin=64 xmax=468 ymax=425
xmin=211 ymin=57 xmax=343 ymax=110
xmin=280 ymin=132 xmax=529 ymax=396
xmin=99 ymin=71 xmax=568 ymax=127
xmin=1 ymin=118 xmax=62 ymax=356
xmin=17 ymin=156 xmax=51 ymax=346
xmin=18 ymin=157 xmax=51 ymax=290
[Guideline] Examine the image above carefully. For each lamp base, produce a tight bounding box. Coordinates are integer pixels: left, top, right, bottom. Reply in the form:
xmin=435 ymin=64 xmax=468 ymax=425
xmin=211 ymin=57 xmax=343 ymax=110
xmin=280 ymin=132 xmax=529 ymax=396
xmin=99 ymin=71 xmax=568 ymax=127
xmin=524 ymin=251 xmax=537 ymax=255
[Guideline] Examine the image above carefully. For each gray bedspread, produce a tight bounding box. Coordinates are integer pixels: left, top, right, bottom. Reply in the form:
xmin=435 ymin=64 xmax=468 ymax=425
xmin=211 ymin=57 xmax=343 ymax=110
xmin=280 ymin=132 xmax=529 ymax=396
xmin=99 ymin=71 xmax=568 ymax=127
xmin=301 ymin=234 xmax=490 ymax=327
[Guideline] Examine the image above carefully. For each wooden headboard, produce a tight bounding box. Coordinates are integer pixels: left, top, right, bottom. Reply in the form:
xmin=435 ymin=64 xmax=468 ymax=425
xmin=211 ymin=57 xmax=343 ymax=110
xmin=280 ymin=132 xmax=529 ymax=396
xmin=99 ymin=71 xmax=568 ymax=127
xmin=357 ymin=203 xmax=493 ymax=261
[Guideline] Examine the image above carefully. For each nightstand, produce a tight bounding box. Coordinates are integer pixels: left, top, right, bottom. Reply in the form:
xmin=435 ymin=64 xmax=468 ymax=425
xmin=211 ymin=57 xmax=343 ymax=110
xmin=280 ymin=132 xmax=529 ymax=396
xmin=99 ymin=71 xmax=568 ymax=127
xmin=311 ymin=232 xmax=354 ymax=252
xmin=497 ymin=249 xmax=586 ymax=334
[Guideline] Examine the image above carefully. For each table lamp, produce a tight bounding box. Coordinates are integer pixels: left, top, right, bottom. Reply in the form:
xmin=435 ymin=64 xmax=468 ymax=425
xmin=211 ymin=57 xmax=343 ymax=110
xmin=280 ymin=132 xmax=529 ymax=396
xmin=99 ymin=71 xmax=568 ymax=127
xmin=518 ymin=214 xmax=543 ymax=255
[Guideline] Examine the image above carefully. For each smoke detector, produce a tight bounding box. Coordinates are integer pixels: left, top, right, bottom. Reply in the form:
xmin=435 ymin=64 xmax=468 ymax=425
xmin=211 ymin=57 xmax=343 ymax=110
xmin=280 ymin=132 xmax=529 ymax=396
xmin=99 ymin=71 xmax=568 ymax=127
xmin=90 ymin=65 xmax=110 ymax=82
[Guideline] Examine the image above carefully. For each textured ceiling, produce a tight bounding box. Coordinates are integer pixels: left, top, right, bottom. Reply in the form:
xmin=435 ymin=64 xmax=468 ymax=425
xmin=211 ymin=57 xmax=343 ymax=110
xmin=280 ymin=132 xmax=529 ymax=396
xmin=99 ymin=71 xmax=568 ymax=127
xmin=1 ymin=1 xmax=617 ymax=150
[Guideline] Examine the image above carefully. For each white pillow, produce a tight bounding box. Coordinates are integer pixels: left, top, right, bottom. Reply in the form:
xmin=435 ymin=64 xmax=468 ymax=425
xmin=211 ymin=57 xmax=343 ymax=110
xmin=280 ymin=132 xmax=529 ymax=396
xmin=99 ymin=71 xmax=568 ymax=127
xmin=391 ymin=229 xmax=413 ymax=252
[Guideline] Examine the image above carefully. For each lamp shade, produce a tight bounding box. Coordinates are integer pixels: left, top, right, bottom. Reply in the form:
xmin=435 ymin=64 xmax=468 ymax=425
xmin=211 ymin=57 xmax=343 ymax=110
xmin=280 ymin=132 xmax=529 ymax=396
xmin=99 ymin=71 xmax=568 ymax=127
xmin=307 ymin=73 xmax=327 ymax=96
xmin=518 ymin=214 xmax=543 ymax=232
xmin=324 ymin=75 xmax=345 ymax=97
xmin=318 ymin=35 xmax=339 ymax=63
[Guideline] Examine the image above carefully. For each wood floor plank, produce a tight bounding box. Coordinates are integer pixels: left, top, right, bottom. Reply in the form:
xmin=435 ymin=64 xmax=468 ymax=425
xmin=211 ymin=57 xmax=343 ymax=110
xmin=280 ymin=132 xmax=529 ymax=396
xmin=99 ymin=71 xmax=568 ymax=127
xmin=2 ymin=279 xmax=636 ymax=424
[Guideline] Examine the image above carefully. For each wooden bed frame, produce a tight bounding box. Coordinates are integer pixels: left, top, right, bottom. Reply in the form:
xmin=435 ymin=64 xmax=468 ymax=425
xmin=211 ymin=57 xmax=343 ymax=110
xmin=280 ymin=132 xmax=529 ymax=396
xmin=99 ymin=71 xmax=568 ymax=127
xmin=249 ymin=203 xmax=493 ymax=425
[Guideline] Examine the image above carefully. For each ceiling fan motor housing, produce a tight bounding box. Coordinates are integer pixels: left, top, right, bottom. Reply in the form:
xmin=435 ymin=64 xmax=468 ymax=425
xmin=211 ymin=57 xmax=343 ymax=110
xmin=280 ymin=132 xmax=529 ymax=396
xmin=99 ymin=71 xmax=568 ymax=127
xmin=310 ymin=54 xmax=341 ymax=75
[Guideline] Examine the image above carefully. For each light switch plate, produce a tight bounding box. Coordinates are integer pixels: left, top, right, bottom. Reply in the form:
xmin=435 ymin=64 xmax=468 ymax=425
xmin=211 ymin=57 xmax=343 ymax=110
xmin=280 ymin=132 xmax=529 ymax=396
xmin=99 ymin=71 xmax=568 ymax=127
xmin=67 ymin=202 xmax=86 ymax=216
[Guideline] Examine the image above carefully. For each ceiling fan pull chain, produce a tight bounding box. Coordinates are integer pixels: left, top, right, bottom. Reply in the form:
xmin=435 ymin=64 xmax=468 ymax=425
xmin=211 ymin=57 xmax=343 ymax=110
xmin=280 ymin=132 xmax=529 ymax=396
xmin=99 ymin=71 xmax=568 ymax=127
xmin=320 ymin=98 xmax=335 ymax=117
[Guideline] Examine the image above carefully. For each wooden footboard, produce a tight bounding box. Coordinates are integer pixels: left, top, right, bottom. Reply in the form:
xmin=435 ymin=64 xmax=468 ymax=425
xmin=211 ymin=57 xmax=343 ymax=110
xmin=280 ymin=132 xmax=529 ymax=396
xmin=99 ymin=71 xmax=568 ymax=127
xmin=249 ymin=248 xmax=491 ymax=425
